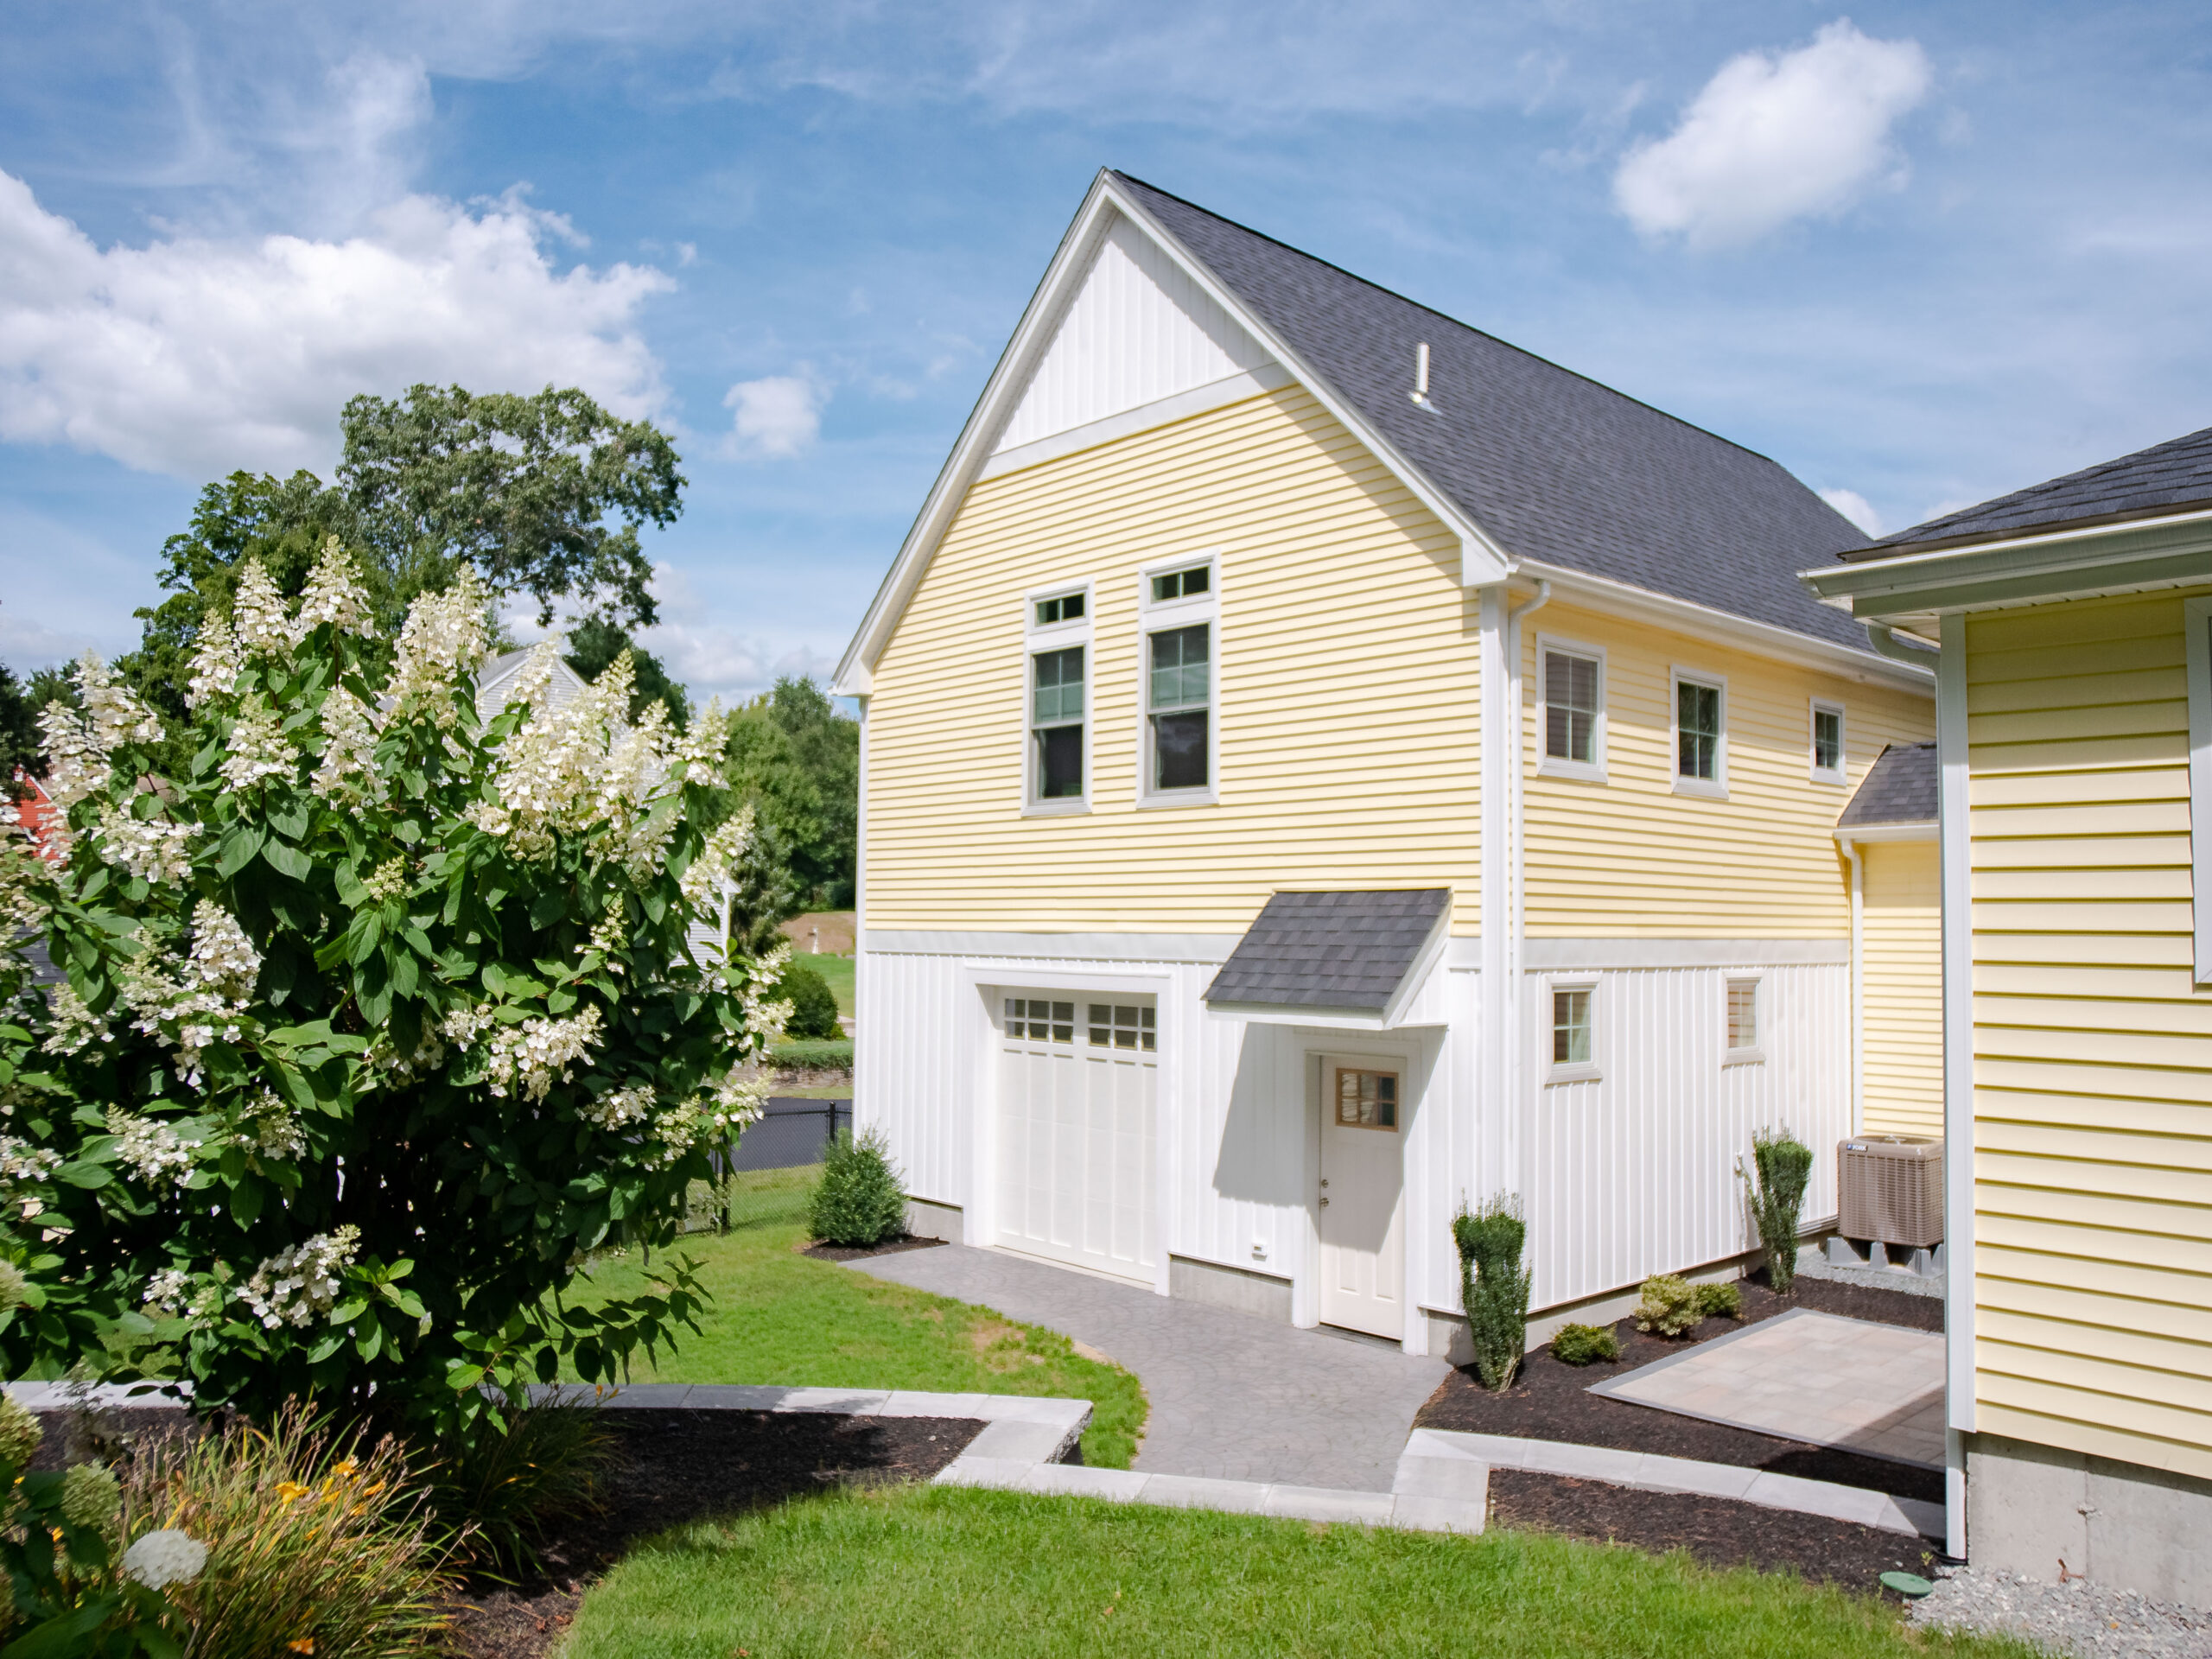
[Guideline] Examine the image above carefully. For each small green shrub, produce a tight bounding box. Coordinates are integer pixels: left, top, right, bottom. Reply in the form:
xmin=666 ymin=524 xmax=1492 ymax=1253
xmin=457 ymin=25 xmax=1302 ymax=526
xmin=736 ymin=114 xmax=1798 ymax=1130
xmin=809 ymin=1128 xmax=908 ymax=1248
xmin=119 ymin=1401 xmax=451 ymax=1658
xmin=1743 ymin=1126 xmax=1816 ymax=1294
xmin=778 ymin=962 xmax=843 ymax=1039
xmin=429 ymin=1389 xmax=613 ymax=1574
xmin=1694 ymin=1281 xmax=1745 ymax=1320
xmin=1452 ymin=1193 xmax=1532 ymax=1392
xmin=1634 ymin=1274 xmax=1703 ymax=1338
xmin=1550 ymin=1322 xmax=1620 ymax=1365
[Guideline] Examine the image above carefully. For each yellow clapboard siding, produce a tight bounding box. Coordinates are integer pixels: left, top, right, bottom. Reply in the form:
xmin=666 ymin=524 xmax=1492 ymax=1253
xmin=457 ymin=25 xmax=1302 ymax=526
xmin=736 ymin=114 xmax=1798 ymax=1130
xmin=1859 ymin=839 xmax=1941 ymax=1137
xmin=867 ymin=385 xmax=1480 ymax=933
xmin=1520 ymin=597 xmax=1930 ymax=937
xmin=1961 ymin=589 xmax=2212 ymax=1474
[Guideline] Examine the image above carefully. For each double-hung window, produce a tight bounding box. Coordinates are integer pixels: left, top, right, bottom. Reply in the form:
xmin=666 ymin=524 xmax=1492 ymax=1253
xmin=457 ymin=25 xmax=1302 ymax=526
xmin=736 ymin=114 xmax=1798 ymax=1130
xmin=1139 ymin=556 xmax=1217 ymax=804
xmin=1672 ymin=669 xmax=1728 ymax=798
xmin=1537 ymin=637 xmax=1605 ymax=781
xmin=1026 ymin=583 xmax=1090 ymax=810
xmin=1810 ymin=700 xmax=1847 ymax=784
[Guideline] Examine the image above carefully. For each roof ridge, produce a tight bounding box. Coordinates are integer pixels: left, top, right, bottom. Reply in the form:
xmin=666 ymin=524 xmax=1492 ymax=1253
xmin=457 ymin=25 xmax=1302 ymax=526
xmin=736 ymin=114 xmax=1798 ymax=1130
xmin=1109 ymin=170 xmax=1789 ymax=473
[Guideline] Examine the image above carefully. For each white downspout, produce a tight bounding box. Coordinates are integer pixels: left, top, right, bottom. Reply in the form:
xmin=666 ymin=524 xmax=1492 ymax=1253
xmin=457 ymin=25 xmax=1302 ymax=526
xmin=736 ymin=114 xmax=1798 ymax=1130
xmin=1840 ymin=835 xmax=1865 ymax=1135
xmin=1502 ymin=581 xmax=1550 ymax=1228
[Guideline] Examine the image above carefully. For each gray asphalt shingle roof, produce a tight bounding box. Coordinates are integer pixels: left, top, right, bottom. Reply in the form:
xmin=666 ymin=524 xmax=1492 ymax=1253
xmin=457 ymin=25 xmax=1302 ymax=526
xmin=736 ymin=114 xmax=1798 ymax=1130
xmin=1837 ymin=743 xmax=1937 ymax=829
xmin=1114 ymin=174 xmax=1876 ymax=654
xmin=1856 ymin=423 xmax=2212 ymax=557
xmin=1205 ymin=889 xmax=1450 ymax=1012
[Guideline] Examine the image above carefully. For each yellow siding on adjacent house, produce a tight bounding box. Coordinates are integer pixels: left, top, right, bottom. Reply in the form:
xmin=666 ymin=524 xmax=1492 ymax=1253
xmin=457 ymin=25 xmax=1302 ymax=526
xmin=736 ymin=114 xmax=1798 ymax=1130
xmin=1967 ymin=588 xmax=2212 ymax=1483
xmin=1862 ymin=839 xmax=1942 ymax=1136
xmin=865 ymin=385 xmax=1481 ymax=933
xmin=1520 ymin=601 xmax=1935 ymax=936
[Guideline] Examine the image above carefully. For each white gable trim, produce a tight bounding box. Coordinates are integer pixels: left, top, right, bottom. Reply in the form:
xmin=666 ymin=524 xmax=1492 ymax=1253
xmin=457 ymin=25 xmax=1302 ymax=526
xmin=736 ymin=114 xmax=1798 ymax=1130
xmin=834 ymin=171 xmax=1513 ymax=696
xmin=977 ymin=364 xmax=1294 ymax=482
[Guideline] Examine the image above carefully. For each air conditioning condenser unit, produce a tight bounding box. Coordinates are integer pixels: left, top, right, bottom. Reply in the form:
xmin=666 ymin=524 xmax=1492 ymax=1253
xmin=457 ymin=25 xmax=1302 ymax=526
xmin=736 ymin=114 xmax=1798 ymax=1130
xmin=1838 ymin=1135 xmax=1943 ymax=1249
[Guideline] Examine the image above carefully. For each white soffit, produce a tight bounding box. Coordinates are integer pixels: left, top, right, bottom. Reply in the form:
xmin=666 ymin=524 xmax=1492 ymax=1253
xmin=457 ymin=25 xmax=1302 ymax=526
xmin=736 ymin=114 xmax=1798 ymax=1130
xmin=991 ymin=213 xmax=1276 ymax=456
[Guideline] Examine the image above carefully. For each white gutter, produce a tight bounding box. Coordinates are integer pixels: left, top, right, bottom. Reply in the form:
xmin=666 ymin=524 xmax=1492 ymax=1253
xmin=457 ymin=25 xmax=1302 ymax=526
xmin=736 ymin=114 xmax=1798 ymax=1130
xmin=1866 ymin=623 xmax=1941 ymax=666
xmin=1503 ymin=581 xmax=1549 ymax=1212
xmin=1936 ymin=613 xmax=1974 ymax=1560
xmin=1840 ymin=838 xmax=1864 ymax=1138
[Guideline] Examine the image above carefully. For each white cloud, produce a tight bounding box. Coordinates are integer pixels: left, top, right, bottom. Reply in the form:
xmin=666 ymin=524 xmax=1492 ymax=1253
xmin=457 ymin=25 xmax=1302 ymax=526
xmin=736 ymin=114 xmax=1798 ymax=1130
xmin=723 ymin=371 xmax=826 ymax=458
xmin=0 ymin=609 xmax=99 ymax=673
xmin=1819 ymin=486 xmax=1885 ymax=537
xmin=1614 ymin=21 xmax=1930 ymax=250
xmin=0 ymin=169 xmax=674 ymax=479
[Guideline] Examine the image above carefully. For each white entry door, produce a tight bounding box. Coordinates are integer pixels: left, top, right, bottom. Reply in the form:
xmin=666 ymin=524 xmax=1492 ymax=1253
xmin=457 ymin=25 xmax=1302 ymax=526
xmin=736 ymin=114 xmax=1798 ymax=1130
xmin=995 ymin=995 xmax=1157 ymax=1284
xmin=1318 ymin=1058 xmax=1407 ymax=1338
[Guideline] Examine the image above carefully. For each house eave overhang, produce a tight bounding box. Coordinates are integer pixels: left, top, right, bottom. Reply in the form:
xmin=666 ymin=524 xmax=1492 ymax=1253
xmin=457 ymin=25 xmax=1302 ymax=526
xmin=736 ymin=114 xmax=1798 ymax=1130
xmin=831 ymin=172 xmax=1514 ymax=696
xmin=1798 ymin=505 xmax=2212 ymax=630
xmin=1834 ymin=821 xmax=1937 ymax=844
xmin=1510 ymin=559 xmax=1934 ymax=692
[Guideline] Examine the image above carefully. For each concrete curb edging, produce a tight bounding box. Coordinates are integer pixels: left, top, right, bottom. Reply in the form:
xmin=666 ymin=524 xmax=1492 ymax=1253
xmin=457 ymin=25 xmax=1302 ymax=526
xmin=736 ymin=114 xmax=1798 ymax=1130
xmin=1414 ymin=1428 xmax=1944 ymax=1539
xmin=931 ymin=1440 xmax=1491 ymax=1536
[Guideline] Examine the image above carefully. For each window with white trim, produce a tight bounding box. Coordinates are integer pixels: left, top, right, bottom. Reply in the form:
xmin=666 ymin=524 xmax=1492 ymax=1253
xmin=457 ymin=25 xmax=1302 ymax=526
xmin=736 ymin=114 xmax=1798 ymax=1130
xmin=1548 ymin=981 xmax=1599 ymax=1081
xmin=1006 ymin=998 xmax=1074 ymax=1043
xmin=1139 ymin=555 xmax=1218 ymax=804
xmin=1725 ymin=976 xmax=1764 ymax=1063
xmin=1088 ymin=1002 xmax=1157 ymax=1051
xmin=1537 ymin=637 xmax=1605 ymax=780
xmin=1031 ymin=645 xmax=1085 ymax=800
xmin=1672 ymin=670 xmax=1727 ymax=797
xmin=1810 ymin=700 xmax=1847 ymax=784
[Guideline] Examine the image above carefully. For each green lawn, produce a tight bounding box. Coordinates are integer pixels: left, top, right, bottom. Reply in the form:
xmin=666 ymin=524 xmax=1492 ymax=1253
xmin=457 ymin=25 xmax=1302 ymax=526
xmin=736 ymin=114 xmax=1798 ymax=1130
xmin=568 ymin=1167 xmax=1145 ymax=1467
xmin=564 ymin=1484 xmax=2034 ymax=1659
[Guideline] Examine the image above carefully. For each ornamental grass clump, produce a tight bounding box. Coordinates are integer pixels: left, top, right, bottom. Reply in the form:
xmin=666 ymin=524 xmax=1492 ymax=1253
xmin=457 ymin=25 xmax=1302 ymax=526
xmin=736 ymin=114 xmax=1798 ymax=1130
xmin=1549 ymin=1322 xmax=1620 ymax=1366
xmin=1743 ymin=1126 xmax=1816 ymax=1294
xmin=809 ymin=1128 xmax=909 ymax=1248
xmin=429 ymin=1387 xmax=613 ymax=1575
xmin=0 ymin=542 xmax=787 ymax=1456
xmin=119 ymin=1401 xmax=452 ymax=1658
xmin=1452 ymin=1193 xmax=1531 ymax=1392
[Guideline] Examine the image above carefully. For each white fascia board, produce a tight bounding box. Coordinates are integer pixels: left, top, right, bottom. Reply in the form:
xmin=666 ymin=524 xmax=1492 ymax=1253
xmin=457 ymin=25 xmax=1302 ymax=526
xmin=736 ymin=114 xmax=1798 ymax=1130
xmin=1513 ymin=559 xmax=1933 ymax=694
xmin=833 ymin=172 xmax=1516 ymax=695
xmin=1205 ymin=1001 xmax=1444 ymax=1031
xmin=1834 ymin=822 xmax=1937 ymax=844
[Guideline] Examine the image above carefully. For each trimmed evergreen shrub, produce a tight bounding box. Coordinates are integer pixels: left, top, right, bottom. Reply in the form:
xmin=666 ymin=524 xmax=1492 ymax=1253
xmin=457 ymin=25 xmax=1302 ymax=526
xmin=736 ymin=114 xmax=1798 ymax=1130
xmin=1451 ymin=1194 xmax=1531 ymax=1392
xmin=1744 ymin=1127 xmax=1816 ymax=1294
xmin=778 ymin=962 xmax=842 ymax=1039
xmin=1694 ymin=1281 xmax=1745 ymax=1320
xmin=1550 ymin=1322 xmax=1620 ymax=1366
xmin=1634 ymin=1274 xmax=1703 ymax=1337
xmin=809 ymin=1128 xmax=908 ymax=1248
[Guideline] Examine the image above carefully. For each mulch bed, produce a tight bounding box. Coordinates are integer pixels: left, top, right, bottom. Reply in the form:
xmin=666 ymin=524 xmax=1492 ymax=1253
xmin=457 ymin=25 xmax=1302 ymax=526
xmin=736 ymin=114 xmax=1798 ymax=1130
xmin=1490 ymin=1471 xmax=1944 ymax=1594
xmin=1418 ymin=1274 xmax=1945 ymax=1505
xmin=448 ymin=1409 xmax=981 ymax=1659
xmin=799 ymin=1234 xmax=948 ymax=1263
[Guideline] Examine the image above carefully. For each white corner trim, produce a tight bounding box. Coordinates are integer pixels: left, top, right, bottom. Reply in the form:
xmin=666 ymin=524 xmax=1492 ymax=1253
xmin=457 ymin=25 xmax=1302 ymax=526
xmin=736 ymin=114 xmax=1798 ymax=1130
xmin=979 ymin=365 xmax=1293 ymax=480
xmin=2186 ymin=595 xmax=2212 ymax=982
xmin=1937 ymin=612 xmax=1975 ymax=1439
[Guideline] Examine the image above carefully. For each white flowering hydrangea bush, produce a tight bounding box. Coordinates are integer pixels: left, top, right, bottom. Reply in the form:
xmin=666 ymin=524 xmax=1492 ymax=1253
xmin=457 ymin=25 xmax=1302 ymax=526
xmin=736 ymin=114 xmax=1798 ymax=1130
xmin=0 ymin=540 xmax=779 ymax=1441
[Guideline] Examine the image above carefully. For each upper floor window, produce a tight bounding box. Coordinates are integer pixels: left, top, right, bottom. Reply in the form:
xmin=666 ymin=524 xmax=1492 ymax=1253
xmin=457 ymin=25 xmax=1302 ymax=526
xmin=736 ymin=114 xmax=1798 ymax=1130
xmin=1034 ymin=591 xmax=1085 ymax=626
xmin=1810 ymin=700 xmax=1846 ymax=784
xmin=1152 ymin=564 xmax=1210 ymax=604
xmin=1031 ymin=646 xmax=1085 ymax=801
xmin=1148 ymin=624 xmax=1211 ymax=792
xmin=1537 ymin=637 xmax=1605 ymax=781
xmin=1673 ymin=670 xmax=1727 ymax=798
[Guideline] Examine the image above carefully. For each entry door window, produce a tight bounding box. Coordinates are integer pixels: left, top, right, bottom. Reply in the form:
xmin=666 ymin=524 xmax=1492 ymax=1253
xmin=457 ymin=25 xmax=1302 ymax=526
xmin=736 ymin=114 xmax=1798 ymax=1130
xmin=1334 ymin=1067 xmax=1399 ymax=1130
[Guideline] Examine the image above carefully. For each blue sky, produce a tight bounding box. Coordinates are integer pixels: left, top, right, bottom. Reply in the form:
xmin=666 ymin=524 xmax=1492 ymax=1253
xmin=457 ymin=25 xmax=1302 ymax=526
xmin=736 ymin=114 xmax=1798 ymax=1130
xmin=3 ymin=2 xmax=2209 ymax=702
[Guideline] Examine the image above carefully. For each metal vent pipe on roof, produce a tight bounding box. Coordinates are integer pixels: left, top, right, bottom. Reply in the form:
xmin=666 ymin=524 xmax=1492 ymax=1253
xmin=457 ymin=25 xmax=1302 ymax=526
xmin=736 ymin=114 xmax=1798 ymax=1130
xmin=1411 ymin=342 xmax=1430 ymax=405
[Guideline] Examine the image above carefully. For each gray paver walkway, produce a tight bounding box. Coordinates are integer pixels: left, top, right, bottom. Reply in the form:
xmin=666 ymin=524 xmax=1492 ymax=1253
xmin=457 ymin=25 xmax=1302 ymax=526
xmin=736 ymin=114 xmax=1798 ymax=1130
xmin=1588 ymin=1307 xmax=1946 ymax=1468
xmin=850 ymin=1244 xmax=1448 ymax=1491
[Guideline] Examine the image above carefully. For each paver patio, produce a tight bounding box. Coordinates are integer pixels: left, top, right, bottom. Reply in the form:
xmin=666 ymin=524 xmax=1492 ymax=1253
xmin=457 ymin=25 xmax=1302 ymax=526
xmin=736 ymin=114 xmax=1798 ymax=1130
xmin=1586 ymin=1307 xmax=1946 ymax=1468
xmin=850 ymin=1244 xmax=1448 ymax=1491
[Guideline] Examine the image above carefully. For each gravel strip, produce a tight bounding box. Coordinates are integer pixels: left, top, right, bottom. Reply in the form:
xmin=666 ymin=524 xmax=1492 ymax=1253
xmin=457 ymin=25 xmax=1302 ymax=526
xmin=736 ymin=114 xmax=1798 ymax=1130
xmin=1910 ymin=1566 xmax=2212 ymax=1657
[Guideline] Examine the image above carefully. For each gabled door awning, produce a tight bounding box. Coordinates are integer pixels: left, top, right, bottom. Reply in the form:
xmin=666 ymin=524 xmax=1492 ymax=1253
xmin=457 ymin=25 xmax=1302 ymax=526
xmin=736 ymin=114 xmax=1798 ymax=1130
xmin=1203 ymin=889 xmax=1451 ymax=1030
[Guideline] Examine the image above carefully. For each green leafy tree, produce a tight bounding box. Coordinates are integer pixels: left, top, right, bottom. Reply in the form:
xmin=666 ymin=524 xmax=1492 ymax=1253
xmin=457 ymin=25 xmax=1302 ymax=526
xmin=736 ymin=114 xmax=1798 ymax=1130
xmin=563 ymin=616 xmax=689 ymax=730
xmin=0 ymin=544 xmax=778 ymax=1446
xmin=722 ymin=677 xmax=857 ymax=910
xmin=0 ymin=664 xmax=39 ymax=790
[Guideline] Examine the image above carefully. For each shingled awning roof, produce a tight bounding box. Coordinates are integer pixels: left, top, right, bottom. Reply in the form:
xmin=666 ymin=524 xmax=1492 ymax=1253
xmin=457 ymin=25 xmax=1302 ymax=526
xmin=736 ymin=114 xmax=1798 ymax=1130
xmin=1205 ymin=889 xmax=1450 ymax=1026
xmin=1112 ymin=174 xmax=1876 ymax=654
xmin=1836 ymin=743 xmax=1937 ymax=832
xmin=1848 ymin=423 xmax=2212 ymax=560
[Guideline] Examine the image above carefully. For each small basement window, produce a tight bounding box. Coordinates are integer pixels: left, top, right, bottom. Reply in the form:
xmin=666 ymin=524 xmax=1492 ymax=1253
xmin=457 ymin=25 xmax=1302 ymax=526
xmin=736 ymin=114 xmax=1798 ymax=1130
xmin=1006 ymin=998 xmax=1074 ymax=1043
xmin=1726 ymin=976 xmax=1763 ymax=1062
xmin=1548 ymin=982 xmax=1599 ymax=1081
xmin=1334 ymin=1067 xmax=1398 ymax=1131
xmin=1087 ymin=1003 xmax=1156 ymax=1051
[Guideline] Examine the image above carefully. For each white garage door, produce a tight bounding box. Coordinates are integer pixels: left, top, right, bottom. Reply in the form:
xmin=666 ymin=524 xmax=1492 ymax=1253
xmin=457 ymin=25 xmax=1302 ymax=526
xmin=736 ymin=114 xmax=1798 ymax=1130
xmin=995 ymin=995 xmax=1157 ymax=1284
